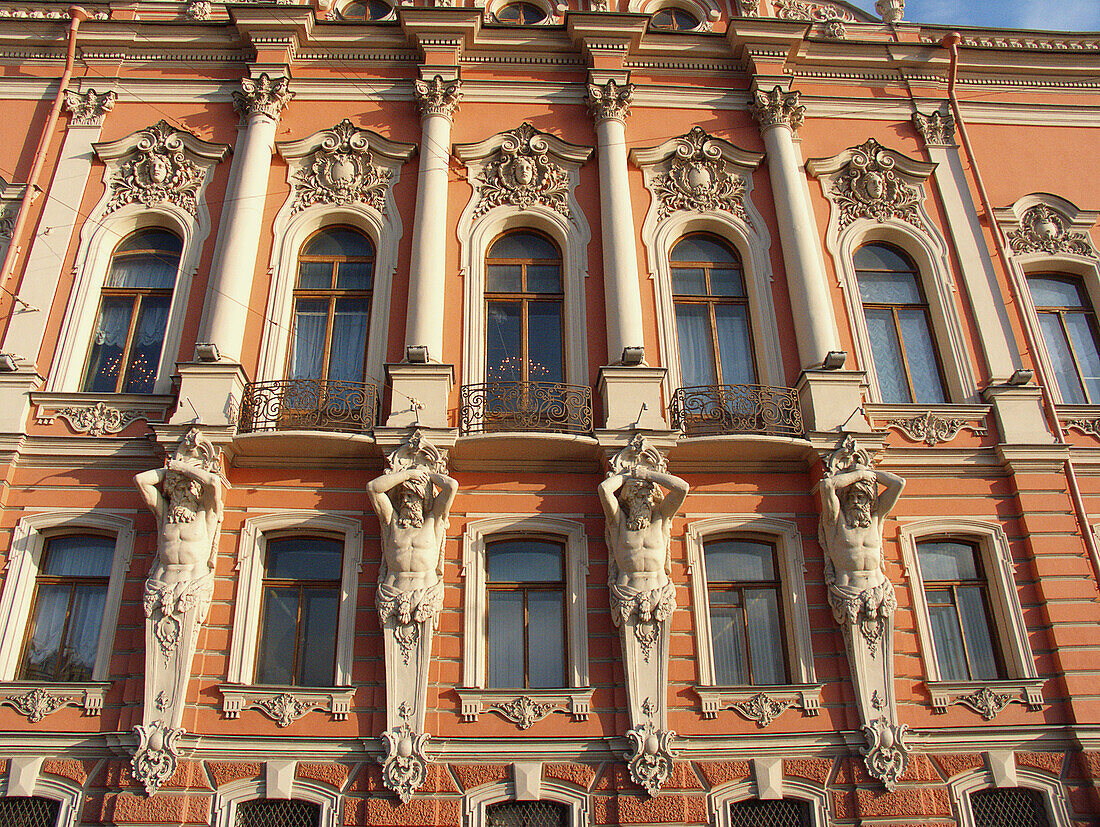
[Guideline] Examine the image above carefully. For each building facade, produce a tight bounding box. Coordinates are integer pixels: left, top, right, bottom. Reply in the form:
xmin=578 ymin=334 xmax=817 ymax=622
xmin=0 ymin=0 xmax=1098 ymax=824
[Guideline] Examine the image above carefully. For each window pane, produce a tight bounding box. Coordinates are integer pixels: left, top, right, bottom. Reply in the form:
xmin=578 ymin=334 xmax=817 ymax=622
xmin=709 ymin=591 xmax=747 ymax=685
xmin=957 ymin=586 xmax=1000 ymax=680
xmin=527 ymin=590 xmax=565 ymax=688
xmin=853 ymin=243 xmax=912 ymax=273
xmin=671 ymin=267 xmax=707 ymax=296
xmin=526 ymin=264 xmax=562 ymax=294
xmin=257 ymin=587 xmax=298 ymax=684
xmin=83 ymin=297 xmax=134 ymax=393
xmin=896 ymin=308 xmax=945 ymax=403
xmin=918 ymin=541 xmax=980 ymax=581
xmin=928 ymin=599 xmax=968 ymax=681
xmin=671 ymin=234 xmax=737 ymax=264
xmin=487 ymin=264 xmax=522 ymax=293
xmin=728 ymin=799 xmax=811 ymax=827
xmin=297 ymin=588 xmax=338 ymax=686
xmin=675 ymin=303 xmax=717 ymax=386
xmin=488 ymin=231 xmax=559 ymax=261
xmin=114 ymin=228 xmax=183 ymax=257
xmin=971 ymin=788 xmax=1051 ymax=827
xmin=864 ymin=309 xmax=911 ymax=403
xmin=289 ymin=300 xmax=328 ymax=382
xmin=527 ymin=301 xmax=564 ymax=384
xmin=487 ymin=802 xmax=567 ymax=827
xmin=1029 ymin=276 xmax=1085 ymax=308
xmin=266 ymin=538 xmax=343 ymax=581
xmin=1037 ymin=312 xmax=1087 ymax=403
xmin=745 ymin=588 xmax=784 ymax=684
xmin=302 ymin=227 xmax=373 ymax=258
xmin=329 ymin=298 xmax=370 ymax=383
xmin=122 ymin=295 xmax=170 ymax=394
xmin=705 ymin=539 xmax=775 ymax=582
xmin=21 ymin=583 xmax=69 ymax=680
xmin=42 ymin=536 xmax=114 ymax=577
xmin=486 ymin=591 xmax=524 ymax=687
xmin=1063 ymin=310 xmax=1100 ymax=402
xmin=237 ymin=799 xmax=322 ymax=827
xmin=336 ymin=260 xmax=373 ymax=291
xmin=487 ymin=301 xmax=522 ymax=382
xmin=107 ymin=253 xmax=178 ymax=290
xmin=858 ymin=271 xmax=922 ymax=304
xmin=297 ymin=260 xmax=332 ymax=290
xmin=58 ymin=583 xmax=106 ymax=680
xmin=487 ymin=540 xmax=562 ymax=582
xmin=0 ymin=797 xmax=62 ymax=827
xmin=709 ymin=267 xmax=746 ymax=298
xmin=714 ymin=304 xmax=755 ymax=385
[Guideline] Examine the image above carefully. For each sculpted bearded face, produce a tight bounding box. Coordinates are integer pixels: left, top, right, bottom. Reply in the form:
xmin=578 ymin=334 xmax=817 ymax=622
xmin=396 ymin=477 xmax=428 ymax=529
xmin=164 ymin=471 xmax=202 ymax=524
xmin=621 ymin=479 xmax=659 ymax=531
xmin=841 ymin=482 xmax=875 ymax=529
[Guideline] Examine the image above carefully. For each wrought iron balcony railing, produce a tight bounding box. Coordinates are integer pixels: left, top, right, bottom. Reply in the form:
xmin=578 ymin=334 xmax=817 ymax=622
xmin=459 ymin=381 xmax=593 ymax=434
xmin=670 ymin=384 xmax=804 ymax=437
xmin=237 ymin=378 xmax=378 ymax=435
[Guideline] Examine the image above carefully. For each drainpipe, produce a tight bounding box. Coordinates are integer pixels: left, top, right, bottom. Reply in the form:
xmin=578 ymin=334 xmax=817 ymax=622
xmin=0 ymin=6 xmax=91 ymax=298
xmin=943 ymin=32 xmax=1100 ymax=584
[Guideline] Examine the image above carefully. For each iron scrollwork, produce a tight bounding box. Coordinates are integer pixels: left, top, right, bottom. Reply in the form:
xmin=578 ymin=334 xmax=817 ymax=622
xmin=459 ymin=381 xmax=593 ymax=434
xmin=669 ymin=384 xmax=804 ymax=437
xmin=237 ymin=379 xmax=378 ymax=434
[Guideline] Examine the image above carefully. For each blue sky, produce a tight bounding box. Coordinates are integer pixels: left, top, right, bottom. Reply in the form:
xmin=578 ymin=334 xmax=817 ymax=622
xmin=846 ymin=0 xmax=1100 ymax=31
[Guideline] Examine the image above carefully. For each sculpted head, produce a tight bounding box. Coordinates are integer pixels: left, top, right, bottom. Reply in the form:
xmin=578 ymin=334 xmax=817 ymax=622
xmin=620 ymin=477 xmax=661 ymax=531
xmin=164 ymin=470 xmax=203 ymax=524
xmin=841 ymin=477 xmax=876 ymax=529
xmin=395 ymin=474 xmax=428 ymax=529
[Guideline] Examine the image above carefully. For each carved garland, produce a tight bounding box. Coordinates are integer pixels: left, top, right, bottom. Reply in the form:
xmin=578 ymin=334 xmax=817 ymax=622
xmin=729 ymin=692 xmax=795 ymax=728
xmin=104 ymin=120 xmax=204 ymax=216
xmin=886 ymin=411 xmax=988 ymax=446
xmin=651 ymin=127 xmax=748 ymax=222
xmin=292 ymin=119 xmax=392 ymax=215
xmin=473 ymin=123 xmax=571 ymax=220
xmin=487 ymin=695 xmax=565 ymax=729
xmin=54 ymin=401 xmax=148 ymax=436
xmin=829 ymin=139 xmax=924 ymax=230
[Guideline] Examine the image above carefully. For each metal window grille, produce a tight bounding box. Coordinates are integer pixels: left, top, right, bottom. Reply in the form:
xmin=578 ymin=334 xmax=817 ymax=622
xmin=728 ymin=799 xmax=811 ymax=827
xmin=0 ymin=797 xmax=60 ymax=827
xmin=972 ymin=788 xmax=1051 ymax=827
xmin=486 ymin=801 xmax=568 ymax=827
xmin=235 ymin=799 xmax=321 ymax=827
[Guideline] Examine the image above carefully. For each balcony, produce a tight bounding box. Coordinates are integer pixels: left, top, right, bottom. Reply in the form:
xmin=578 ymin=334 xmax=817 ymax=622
xmin=459 ymin=381 xmax=593 ymax=435
xmin=670 ymin=384 xmax=804 ymax=438
xmin=237 ymin=379 xmax=378 ymax=435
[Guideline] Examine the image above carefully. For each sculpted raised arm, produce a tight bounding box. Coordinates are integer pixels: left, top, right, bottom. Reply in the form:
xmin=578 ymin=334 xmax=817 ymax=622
xmin=639 ymin=467 xmax=689 ymax=520
xmin=874 ymin=469 xmax=905 ymax=517
xmin=368 ymin=468 xmax=417 ymax=523
xmin=427 ymin=471 xmax=459 ymax=522
xmin=598 ymin=473 xmax=626 ymax=524
xmin=134 ymin=468 xmax=167 ymax=522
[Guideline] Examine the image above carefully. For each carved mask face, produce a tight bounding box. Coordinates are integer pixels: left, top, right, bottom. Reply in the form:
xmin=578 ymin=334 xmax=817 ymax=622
xmin=396 ymin=482 xmax=426 ymax=529
xmin=164 ymin=472 xmax=202 ymax=524
xmin=862 ymin=171 xmax=885 ymax=201
xmin=513 ymin=157 xmax=536 ymax=186
xmin=842 ymin=484 xmax=874 ymax=529
xmin=140 ymin=152 xmax=169 ymax=185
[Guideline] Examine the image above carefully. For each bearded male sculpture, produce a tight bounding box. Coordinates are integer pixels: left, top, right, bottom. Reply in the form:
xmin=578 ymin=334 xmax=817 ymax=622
xmin=131 ymin=429 xmax=223 ymax=795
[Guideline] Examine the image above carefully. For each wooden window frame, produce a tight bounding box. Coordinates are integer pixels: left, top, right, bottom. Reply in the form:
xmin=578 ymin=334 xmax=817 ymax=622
xmin=1027 ymin=273 xmax=1100 ymax=404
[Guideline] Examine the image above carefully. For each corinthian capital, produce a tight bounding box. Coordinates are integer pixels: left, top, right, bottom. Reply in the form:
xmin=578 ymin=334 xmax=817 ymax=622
xmin=875 ymin=0 xmax=904 ymax=24
xmin=748 ymin=86 xmax=806 ymax=133
xmin=586 ymin=79 xmax=634 ymax=124
xmin=414 ymin=75 xmax=462 ymax=120
xmin=232 ymin=74 xmax=294 ymax=123
xmin=912 ymin=111 xmax=955 ymax=147
xmin=64 ymin=88 xmax=117 ymax=128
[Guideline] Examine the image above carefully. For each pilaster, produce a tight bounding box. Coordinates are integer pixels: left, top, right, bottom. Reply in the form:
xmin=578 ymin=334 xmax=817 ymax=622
xmin=796 ymin=369 xmax=871 ymax=436
xmin=598 ymin=366 xmax=668 ymax=430
xmin=384 ymin=362 xmax=454 ymax=429
xmin=982 ymin=383 xmax=1056 ymax=445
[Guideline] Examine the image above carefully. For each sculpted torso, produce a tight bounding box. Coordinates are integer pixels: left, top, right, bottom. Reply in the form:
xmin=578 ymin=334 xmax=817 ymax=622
xmin=820 ymin=468 xmax=905 ymax=590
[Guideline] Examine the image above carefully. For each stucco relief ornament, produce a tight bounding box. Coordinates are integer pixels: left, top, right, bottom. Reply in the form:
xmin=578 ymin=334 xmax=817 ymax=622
xmin=489 ymin=695 xmax=561 ymax=729
xmin=6 ymin=687 xmax=66 ymax=723
xmin=185 ymin=0 xmax=210 ymax=19
xmin=731 ymin=692 xmax=793 ymax=728
xmin=775 ymin=0 xmax=854 ymax=25
xmin=651 ymin=127 xmax=748 ymax=222
xmin=1007 ymin=205 xmax=1096 ymax=257
xmin=586 ymin=79 xmax=634 ymax=123
xmin=255 ymin=692 xmax=313 ymax=727
xmin=861 ymin=717 xmax=910 ymax=791
xmin=292 ymin=119 xmax=391 ymax=214
xmin=473 ymin=123 xmax=571 ymax=220
xmin=232 ymin=74 xmax=293 ymax=122
xmin=748 ymin=86 xmax=806 ymax=132
xmin=379 ymin=721 xmax=429 ymax=804
xmin=887 ymin=411 xmax=986 ymax=446
xmin=105 ymin=121 xmax=204 ymax=216
xmin=625 ymin=722 xmax=677 ymax=796
xmin=912 ymin=111 xmax=955 ymax=147
xmin=414 ymin=75 xmax=462 ymax=119
xmin=958 ymin=686 xmax=1013 ymax=720
xmin=737 ymin=0 xmax=760 ymax=14
xmin=875 ymin=0 xmax=904 ymax=24
xmin=55 ymin=401 xmax=146 ymax=436
xmin=830 ymin=139 xmax=924 ymax=230
xmin=63 ymin=88 xmax=116 ymax=127
xmin=131 ymin=720 xmax=184 ymax=796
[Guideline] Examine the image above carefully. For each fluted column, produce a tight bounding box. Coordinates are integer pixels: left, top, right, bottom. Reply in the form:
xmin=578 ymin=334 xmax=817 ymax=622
xmin=200 ymin=74 xmax=292 ymax=363
xmin=587 ymin=78 xmax=645 ymax=364
xmin=404 ymin=75 xmax=461 ymax=363
xmin=750 ymin=86 xmax=840 ymax=370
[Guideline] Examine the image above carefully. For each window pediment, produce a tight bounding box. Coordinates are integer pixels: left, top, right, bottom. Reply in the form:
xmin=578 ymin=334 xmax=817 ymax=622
xmin=994 ymin=193 xmax=1099 ymax=260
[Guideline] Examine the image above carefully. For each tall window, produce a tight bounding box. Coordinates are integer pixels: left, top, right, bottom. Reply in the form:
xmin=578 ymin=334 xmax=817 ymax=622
xmin=672 ymin=234 xmax=755 ymax=388
xmin=917 ymin=539 xmax=1003 ymax=682
xmin=236 ymin=799 xmax=321 ymax=827
xmin=704 ymin=538 xmax=787 ymax=686
xmin=728 ymin=799 xmax=811 ymax=827
xmin=971 ymin=789 xmax=1050 ymax=827
xmin=256 ymin=537 xmax=342 ymax=687
xmin=485 ymin=538 xmax=565 ymax=689
xmin=485 ymin=231 xmax=564 ymax=388
xmin=1028 ymin=274 xmax=1100 ymax=404
xmin=19 ymin=535 xmax=113 ymax=682
xmin=83 ymin=229 xmax=182 ymax=394
xmin=486 ymin=802 xmax=567 ymax=827
xmin=855 ymin=243 xmax=946 ymax=403
xmin=289 ymin=227 xmax=374 ymax=385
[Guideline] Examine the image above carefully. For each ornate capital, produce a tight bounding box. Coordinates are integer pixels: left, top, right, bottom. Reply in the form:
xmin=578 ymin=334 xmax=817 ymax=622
xmin=232 ymin=74 xmax=293 ymax=123
xmin=586 ymin=79 xmax=634 ymax=124
xmin=64 ymin=88 xmax=116 ymax=128
xmin=912 ymin=111 xmax=955 ymax=147
xmin=875 ymin=0 xmax=904 ymax=24
xmin=414 ymin=75 xmax=462 ymax=120
xmin=749 ymin=86 xmax=806 ymax=133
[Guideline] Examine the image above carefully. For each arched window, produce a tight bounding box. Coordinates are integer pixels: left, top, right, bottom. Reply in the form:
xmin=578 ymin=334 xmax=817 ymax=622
xmin=256 ymin=536 xmax=343 ymax=687
xmin=485 ymin=538 xmax=566 ymax=689
xmin=728 ymin=799 xmax=811 ymax=827
xmin=493 ymin=2 xmax=546 ymax=23
xmin=671 ymin=234 xmax=755 ymax=388
xmin=1027 ymin=274 xmax=1100 ymax=404
xmin=650 ymin=7 xmax=699 ymax=30
xmin=970 ymin=788 xmax=1050 ymax=827
xmin=855 ymin=243 xmax=946 ymax=403
xmin=19 ymin=535 xmax=113 ymax=682
xmin=289 ymin=227 xmax=374 ymax=385
xmin=82 ymin=229 xmax=182 ymax=394
xmin=336 ymin=0 xmax=391 ymax=19
xmin=236 ymin=799 xmax=322 ymax=827
xmin=486 ymin=801 xmax=568 ymax=827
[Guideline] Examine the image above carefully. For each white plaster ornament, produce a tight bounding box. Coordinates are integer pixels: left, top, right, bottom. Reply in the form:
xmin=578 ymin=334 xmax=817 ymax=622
xmin=292 ymin=119 xmax=392 ymax=214
xmin=829 ymin=138 xmax=924 ymax=230
xmin=104 ymin=121 xmax=204 ymax=216
xmin=473 ymin=123 xmax=571 ymax=220
xmin=650 ymin=127 xmax=748 ymax=222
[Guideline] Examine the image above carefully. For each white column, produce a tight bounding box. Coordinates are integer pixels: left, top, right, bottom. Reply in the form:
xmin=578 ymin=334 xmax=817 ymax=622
xmin=404 ymin=75 xmax=461 ymax=363
xmin=199 ymin=74 xmax=292 ymax=363
xmin=588 ymin=79 xmax=645 ymax=364
xmin=750 ymin=87 xmax=841 ymax=370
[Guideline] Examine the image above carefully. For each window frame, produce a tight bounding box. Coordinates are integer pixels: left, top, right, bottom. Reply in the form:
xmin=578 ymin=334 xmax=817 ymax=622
xmin=0 ymin=511 xmax=134 ymax=684
xmin=211 ymin=771 xmax=341 ymax=827
xmin=0 ymin=760 xmax=85 ymax=827
xmin=464 ymin=778 xmax=589 ymax=827
xmin=948 ymin=766 xmax=1071 ymax=827
xmin=227 ymin=513 xmax=362 ymax=687
xmin=626 ymin=0 xmax=718 ymax=28
xmin=708 ymin=778 xmax=828 ymax=827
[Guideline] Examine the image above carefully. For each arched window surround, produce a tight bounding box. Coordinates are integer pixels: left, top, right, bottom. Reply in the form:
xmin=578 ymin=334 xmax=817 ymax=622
xmin=628 ymin=0 xmax=719 ymax=29
xmin=464 ymin=777 xmax=589 ymax=827
xmin=212 ymin=773 xmax=341 ymax=827
xmin=227 ymin=512 xmax=363 ymax=687
xmin=0 ymin=761 xmax=85 ymax=827
xmin=0 ymin=510 xmax=134 ymax=683
xmin=947 ymin=766 xmax=1072 ymax=827
xmin=707 ymin=777 xmax=829 ymax=827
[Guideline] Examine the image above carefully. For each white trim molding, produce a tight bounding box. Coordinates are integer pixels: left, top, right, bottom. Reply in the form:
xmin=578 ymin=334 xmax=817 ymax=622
xmin=259 ymin=122 xmax=416 ymax=387
xmin=211 ymin=773 xmax=341 ymax=827
xmin=947 ymin=766 xmax=1071 ymax=827
xmin=464 ymin=778 xmax=589 ymax=827
xmin=460 ymin=516 xmax=590 ymax=694
xmin=898 ymin=519 xmax=1043 ymax=718
xmin=684 ymin=516 xmax=818 ymax=719
xmin=48 ymin=122 xmax=228 ymax=395
xmin=807 ymin=140 xmax=978 ymax=403
xmin=0 ymin=762 xmax=85 ymax=827
xmin=708 ymin=777 xmax=829 ymax=827
xmin=0 ymin=510 xmax=134 ymax=683
xmin=227 ymin=511 xmax=363 ymax=686
xmin=455 ymin=125 xmax=593 ymax=390
xmin=630 ymin=129 xmax=785 ymax=393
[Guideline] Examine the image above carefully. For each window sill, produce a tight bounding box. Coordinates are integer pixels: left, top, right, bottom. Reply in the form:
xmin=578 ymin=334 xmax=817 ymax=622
xmin=31 ymin=392 xmax=174 ymax=435
xmin=456 ymin=687 xmax=594 ymax=728
xmin=0 ymin=681 xmax=109 ymax=722
xmin=692 ymin=684 xmax=823 ymax=727
xmin=864 ymin=403 xmax=991 ymax=446
xmin=929 ymin=679 xmax=1044 ymax=720
xmin=218 ymin=685 xmax=355 ymax=727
